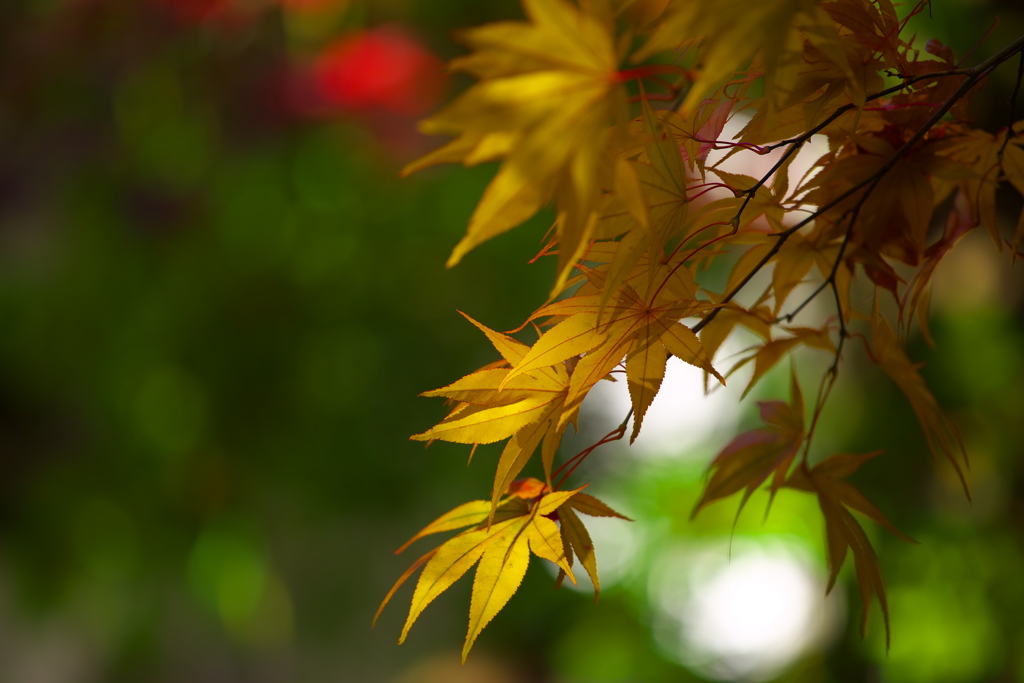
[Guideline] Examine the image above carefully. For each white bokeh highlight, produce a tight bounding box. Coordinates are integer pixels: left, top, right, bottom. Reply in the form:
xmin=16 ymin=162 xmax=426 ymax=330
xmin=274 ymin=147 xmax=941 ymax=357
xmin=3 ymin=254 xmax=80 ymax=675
xmin=650 ymin=539 xmax=843 ymax=681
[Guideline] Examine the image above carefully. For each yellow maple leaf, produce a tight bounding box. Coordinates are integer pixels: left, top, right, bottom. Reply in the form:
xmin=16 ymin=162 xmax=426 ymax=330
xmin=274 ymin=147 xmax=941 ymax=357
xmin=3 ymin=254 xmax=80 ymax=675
xmin=375 ymin=486 xmax=585 ymax=662
xmin=507 ymin=275 xmax=722 ymax=438
xmin=403 ymin=0 xmax=627 ymax=290
xmin=411 ymin=314 xmax=577 ymax=510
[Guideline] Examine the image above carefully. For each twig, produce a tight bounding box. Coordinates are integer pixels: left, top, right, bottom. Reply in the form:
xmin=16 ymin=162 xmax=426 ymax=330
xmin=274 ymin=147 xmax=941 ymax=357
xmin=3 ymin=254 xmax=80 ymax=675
xmin=691 ymin=35 xmax=1024 ymax=335
xmin=554 ymin=409 xmax=633 ymax=490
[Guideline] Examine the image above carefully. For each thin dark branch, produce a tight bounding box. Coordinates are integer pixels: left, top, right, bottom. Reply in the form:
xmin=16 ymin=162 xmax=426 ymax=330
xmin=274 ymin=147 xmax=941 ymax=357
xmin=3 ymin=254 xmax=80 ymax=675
xmin=692 ymin=35 xmax=1024 ymax=335
xmin=798 ymin=201 xmax=861 ymax=459
xmin=554 ymin=409 xmax=632 ymax=489
xmin=727 ymin=34 xmax=1024 ymax=234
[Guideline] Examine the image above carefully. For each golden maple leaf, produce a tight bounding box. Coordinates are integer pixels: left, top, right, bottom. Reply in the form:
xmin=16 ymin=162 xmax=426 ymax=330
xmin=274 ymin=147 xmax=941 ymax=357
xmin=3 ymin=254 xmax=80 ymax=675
xmin=402 ymin=0 xmax=627 ymax=289
xmin=410 ymin=313 xmax=575 ymax=512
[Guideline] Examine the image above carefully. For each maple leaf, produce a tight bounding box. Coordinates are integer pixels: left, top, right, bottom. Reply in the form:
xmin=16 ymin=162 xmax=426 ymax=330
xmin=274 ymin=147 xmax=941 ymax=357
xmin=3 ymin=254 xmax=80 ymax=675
xmin=693 ymin=368 xmax=804 ymax=519
xmin=634 ymin=0 xmax=849 ymax=116
xmin=555 ymin=492 xmax=631 ymax=600
xmin=800 ymin=135 xmax=952 ymax=269
xmin=410 ymin=314 xmax=573 ymax=512
xmin=376 ymin=484 xmax=595 ymax=661
xmin=997 ymin=125 xmax=1024 ymax=256
xmin=402 ymin=0 xmax=627 ymax=290
xmin=507 ymin=272 xmax=723 ymax=440
xmin=771 ymin=232 xmax=819 ymax=315
xmin=698 ymin=303 xmax=773 ymax=364
xmin=726 ymin=325 xmax=835 ymax=399
xmin=934 ymin=128 xmax=1007 ymax=250
xmin=391 ymin=0 xmax=1024 ymax=660
xmin=593 ymin=100 xmax=692 ymax=304
xmin=785 ymin=451 xmax=915 ymax=647
xmin=870 ymin=299 xmax=969 ymax=495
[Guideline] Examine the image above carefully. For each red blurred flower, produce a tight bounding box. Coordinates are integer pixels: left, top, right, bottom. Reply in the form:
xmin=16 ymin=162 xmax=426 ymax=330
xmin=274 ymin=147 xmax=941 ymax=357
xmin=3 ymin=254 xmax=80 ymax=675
xmin=309 ymin=26 xmax=446 ymax=118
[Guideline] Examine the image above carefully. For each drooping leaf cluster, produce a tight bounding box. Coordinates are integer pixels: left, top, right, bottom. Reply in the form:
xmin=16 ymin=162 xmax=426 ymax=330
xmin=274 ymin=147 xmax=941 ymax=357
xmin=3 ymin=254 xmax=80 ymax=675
xmin=378 ymin=0 xmax=1024 ymax=658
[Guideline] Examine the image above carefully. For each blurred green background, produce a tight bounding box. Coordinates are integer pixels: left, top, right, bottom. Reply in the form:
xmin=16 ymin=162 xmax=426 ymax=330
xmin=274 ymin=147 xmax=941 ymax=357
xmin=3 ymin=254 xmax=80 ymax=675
xmin=1 ymin=1 xmax=1023 ymax=682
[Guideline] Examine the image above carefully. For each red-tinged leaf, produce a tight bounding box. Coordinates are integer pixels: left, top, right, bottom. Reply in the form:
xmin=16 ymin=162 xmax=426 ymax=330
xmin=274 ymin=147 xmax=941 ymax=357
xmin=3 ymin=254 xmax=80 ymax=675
xmin=822 ymin=478 xmax=916 ymax=543
xmin=734 ymin=337 xmax=802 ymax=399
xmin=811 ymin=450 xmax=883 ymax=479
xmin=569 ymin=492 xmax=632 ymax=520
xmin=558 ymin=505 xmax=601 ymax=599
xmin=871 ymin=299 xmax=969 ymax=496
xmin=808 ymin=452 xmax=915 ymax=544
xmin=696 ymin=370 xmax=805 ymax=517
xmin=733 ymin=327 xmax=833 ymax=399
xmin=898 ymin=161 xmax=935 ymax=256
xmin=818 ymin=498 xmax=849 ymax=592
xmin=693 ymin=429 xmax=797 ymax=518
xmin=936 ymin=128 xmax=1003 ymax=247
xmin=507 ymin=477 xmax=547 ymax=500
xmin=463 ymin=518 xmax=531 ymax=661
xmin=757 ymin=400 xmax=793 ymax=430
xmin=400 ymin=518 xmax=519 ymax=643
xmin=786 ymin=451 xmax=914 ymax=648
xmin=759 ymin=370 xmax=803 ymax=436
xmin=821 ymin=499 xmax=890 ymax=647
xmin=395 ymin=500 xmax=492 ymax=555
xmin=626 ymin=337 xmax=668 ymax=442
xmin=526 ymin=515 xmax=576 ymax=583
xmin=900 ymin=252 xmax=942 ymax=346
xmin=1001 ymin=140 xmax=1024 ymax=259
xmin=767 ymin=369 xmax=804 ymax=499
xmin=785 ymin=326 xmax=836 ymax=352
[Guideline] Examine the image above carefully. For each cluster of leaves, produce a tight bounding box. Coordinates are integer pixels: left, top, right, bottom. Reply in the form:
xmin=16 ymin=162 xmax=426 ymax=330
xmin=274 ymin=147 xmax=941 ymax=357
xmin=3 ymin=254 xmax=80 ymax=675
xmin=377 ymin=0 xmax=1024 ymax=658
